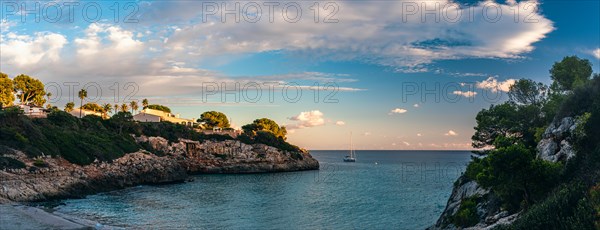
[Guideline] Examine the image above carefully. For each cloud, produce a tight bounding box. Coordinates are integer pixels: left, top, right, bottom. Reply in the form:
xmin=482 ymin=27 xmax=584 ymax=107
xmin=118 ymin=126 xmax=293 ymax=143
xmin=445 ymin=130 xmax=458 ymax=136
xmin=363 ymin=132 xmax=372 ymax=136
xmin=136 ymin=0 xmax=553 ymax=72
xmin=335 ymin=121 xmax=346 ymax=126
xmin=402 ymin=141 xmax=411 ymax=146
xmin=0 ymin=0 xmax=553 ymax=104
xmin=413 ymin=104 xmax=419 ymax=108
xmin=593 ymin=48 xmax=600 ymax=59
xmin=452 ymin=90 xmax=478 ymax=98
xmin=389 ymin=108 xmax=408 ymax=115
xmin=417 ymin=133 xmax=423 ymax=137
xmin=450 ymin=72 xmax=488 ymax=77
xmin=288 ymin=110 xmax=326 ymax=129
xmin=0 ymin=32 xmax=67 ymax=67
xmin=476 ymin=77 xmax=516 ymax=93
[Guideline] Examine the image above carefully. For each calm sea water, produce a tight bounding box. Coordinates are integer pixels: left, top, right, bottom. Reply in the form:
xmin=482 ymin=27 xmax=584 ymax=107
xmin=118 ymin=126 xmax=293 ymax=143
xmin=55 ymin=150 xmax=472 ymax=229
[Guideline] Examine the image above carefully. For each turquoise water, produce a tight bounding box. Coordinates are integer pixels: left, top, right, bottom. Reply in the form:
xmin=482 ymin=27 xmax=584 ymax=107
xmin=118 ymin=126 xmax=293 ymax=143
xmin=56 ymin=150 xmax=472 ymax=229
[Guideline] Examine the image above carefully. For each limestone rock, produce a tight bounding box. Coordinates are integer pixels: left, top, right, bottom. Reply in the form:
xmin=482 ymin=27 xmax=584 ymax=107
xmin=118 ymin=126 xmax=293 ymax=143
xmin=536 ymin=116 xmax=578 ymax=163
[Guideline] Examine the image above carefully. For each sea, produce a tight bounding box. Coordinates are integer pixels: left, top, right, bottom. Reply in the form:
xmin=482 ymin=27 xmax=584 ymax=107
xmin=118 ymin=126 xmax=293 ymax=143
xmin=55 ymin=150 xmax=473 ymax=229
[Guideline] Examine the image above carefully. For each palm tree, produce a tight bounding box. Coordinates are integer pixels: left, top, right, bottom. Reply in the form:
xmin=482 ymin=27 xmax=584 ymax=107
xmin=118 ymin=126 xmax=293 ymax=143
xmin=114 ymin=104 xmax=119 ymax=114
xmin=120 ymin=103 xmax=128 ymax=113
xmin=142 ymin=98 xmax=149 ymax=109
xmin=130 ymin=101 xmax=138 ymax=114
xmin=65 ymin=102 xmax=74 ymax=112
xmin=45 ymin=92 xmax=52 ymax=108
xmin=102 ymin=103 xmax=112 ymax=118
xmin=78 ymin=89 xmax=87 ymax=118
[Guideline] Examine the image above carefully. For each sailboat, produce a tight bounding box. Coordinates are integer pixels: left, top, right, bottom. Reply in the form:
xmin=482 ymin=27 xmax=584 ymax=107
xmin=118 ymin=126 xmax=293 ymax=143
xmin=344 ymin=132 xmax=356 ymax=162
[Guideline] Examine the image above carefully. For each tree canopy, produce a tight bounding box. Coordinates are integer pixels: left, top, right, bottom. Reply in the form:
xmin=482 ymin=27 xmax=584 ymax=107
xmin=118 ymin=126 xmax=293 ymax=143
xmin=508 ymin=79 xmax=548 ymax=106
xmin=13 ymin=74 xmax=46 ymax=106
xmin=82 ymin=103 xmax=105 ymax=112
xmin=242 ymin=118 xmax=287 ymax=139
xmin=466 ymin=56 xmax=598 ymax=222
xmin=0 ymin=73 xmax=14 ymax=107
xmin=64 ymin=102 xmax=75 ymax=112
xmin=199 ymin=111 xmax=230 ymax=129
xmin=146 ymin=104 xmax=171 ymax=113
xmin=550 ymin=56 xmax=592 ymax=91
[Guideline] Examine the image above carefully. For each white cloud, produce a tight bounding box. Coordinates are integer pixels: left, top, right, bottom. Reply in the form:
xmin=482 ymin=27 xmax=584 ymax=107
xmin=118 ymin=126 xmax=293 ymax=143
xmin=0 ymin=32 xmax=67 ymax=67
xmin=445 ymin=130 xmax=458 ymax=136
xmin=417 ymin=133 xmax=423 ymax=137
xmin=139 ymin=0 xmax=553 ymax=72
xmin=363 ymin=132 xmax=372 ymax=136
xmin=452 ymin=91 xmax=478 ymax=98
xmin=402 ymin=141 xmax=411 ymax=146
xmin=389 ymin=108 xmax=408 ymax=115
xmin=451 ymin=72 xmax=488 ymax=77
xmin=335 ymin=121 xmax=346 ymax=126
xmin=413 ymin=104 xmax=419 ymax=108
xmin=593 ymin=48 xmax=600 ymax=59
xmin=288 ymin=110 xmax=326 ymax=129
xmin=476 ymin=77 xmax=516 ymax=93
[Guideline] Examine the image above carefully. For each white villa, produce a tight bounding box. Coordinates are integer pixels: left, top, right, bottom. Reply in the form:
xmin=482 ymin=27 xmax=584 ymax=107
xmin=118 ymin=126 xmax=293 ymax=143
xmin=133 ymin=108 xmax=196 ymax=127
xmin=17 ymin=104 xmax=48 ymax=118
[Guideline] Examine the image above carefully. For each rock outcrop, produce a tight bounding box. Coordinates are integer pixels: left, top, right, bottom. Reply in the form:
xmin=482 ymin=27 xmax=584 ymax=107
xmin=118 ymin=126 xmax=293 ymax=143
xmin=0 ymin=150 xmax=186 ymax=203
xmin=0 ymin=136 xmax=319 ymax=203
xmin=432 ymin=116 xmax=581 ymax=229
xmin=537 ymin=117 xmax=578 ymax=162
xmin=134 ymin=136 xmax=319 ymax=173
xmin=429 ymin=175 xmax=503 ymax=230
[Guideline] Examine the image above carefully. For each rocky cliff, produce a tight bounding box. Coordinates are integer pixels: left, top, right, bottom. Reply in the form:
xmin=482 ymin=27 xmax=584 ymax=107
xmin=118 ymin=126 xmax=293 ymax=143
xmin=430 ymin=116 xmax=579 ymax=229
xmin=0 ymin=136 xmax=319 ymax=203
xmin=134 ymin=135 xmax=319 ymax=173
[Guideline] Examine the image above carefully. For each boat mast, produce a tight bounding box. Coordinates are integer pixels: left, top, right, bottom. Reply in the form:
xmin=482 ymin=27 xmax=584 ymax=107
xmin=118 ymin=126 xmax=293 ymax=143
xmin=350 ymin=131 xmax=353 ymax=158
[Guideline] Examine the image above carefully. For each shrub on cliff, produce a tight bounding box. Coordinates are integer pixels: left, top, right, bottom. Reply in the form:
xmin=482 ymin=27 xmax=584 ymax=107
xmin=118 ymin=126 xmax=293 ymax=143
xmin=0 ymin=110 xmax=139 ymax=165
xmin=242 ymin=118 xmax=287 ymax=140
xmin=450 ymin=197 xmax=479 ymax=228
xmin=0 ymin=156 xmax=26 ymax=170
xmin=239 ymin=131 xmax=300 ymax=152
xmin=498 ymin=182 xmax=597 ymax=230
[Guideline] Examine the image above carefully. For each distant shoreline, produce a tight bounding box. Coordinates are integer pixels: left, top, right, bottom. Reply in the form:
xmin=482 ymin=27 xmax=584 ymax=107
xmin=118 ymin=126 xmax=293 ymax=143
xmin=310 ymin=149 xmax=476 ymax=152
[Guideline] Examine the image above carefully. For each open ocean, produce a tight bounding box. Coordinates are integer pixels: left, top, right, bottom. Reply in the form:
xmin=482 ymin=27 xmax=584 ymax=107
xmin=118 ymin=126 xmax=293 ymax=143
xmin=55 ymin=150 xmax=472 ymax=229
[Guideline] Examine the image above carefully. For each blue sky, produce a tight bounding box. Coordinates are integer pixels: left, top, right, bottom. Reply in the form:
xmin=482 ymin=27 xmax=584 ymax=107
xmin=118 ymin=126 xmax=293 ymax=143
xmin=1 ymin=0 xmax=599 ymax=150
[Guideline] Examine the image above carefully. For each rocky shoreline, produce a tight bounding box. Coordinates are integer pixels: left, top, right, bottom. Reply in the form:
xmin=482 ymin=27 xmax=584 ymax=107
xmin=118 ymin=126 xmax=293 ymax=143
xmin=0 ymin=136 xmax=319 ymax=203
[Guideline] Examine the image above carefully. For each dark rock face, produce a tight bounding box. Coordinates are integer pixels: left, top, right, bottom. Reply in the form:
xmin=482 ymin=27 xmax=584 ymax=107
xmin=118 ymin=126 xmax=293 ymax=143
xmin=0 ymin=137 xmax=319 ymax=203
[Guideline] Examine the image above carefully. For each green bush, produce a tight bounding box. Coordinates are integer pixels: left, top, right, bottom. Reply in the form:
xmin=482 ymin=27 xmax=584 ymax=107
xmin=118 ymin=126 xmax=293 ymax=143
xmin=471 ymin=144 xmax=562 ymax=212
xmin=451 ymin=197 xmax=480 ymax=227
xmin=0 ymin=156 xmax=26 ymax=170
xmin=506 ymin=183 xmax=596 ymax=230
xmin=33 ymin=158 xmax=48 ymax=167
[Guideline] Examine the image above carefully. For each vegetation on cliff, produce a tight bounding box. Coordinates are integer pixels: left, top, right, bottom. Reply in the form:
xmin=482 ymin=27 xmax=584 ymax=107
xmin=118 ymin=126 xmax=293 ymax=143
xmin=454 ymin=56 xmax=600 ymax=228
xmin=0 ymin=109 xmax=300 ymax=166
xmin=0 ymin=73 xmax=301 ymax=167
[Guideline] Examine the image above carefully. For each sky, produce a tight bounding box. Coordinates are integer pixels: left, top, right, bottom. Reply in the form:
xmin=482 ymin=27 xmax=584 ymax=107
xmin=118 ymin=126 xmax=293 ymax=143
xmin=1 ymin=0 xmax=599 ymax=150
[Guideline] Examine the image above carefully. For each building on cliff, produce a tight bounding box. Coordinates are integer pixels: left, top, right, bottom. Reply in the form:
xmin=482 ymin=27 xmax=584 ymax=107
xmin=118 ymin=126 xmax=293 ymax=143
xmin=133 ymin=108 xmax=196 ymax=127
xmin=14 ymin=104 xmax=48 ymax=118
